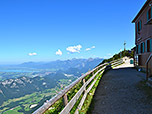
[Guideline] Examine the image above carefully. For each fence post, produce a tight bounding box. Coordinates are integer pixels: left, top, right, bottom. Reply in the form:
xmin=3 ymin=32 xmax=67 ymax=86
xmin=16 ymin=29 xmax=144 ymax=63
xmin=83 ymin=79 xmax=86 ymax=91
xmin=83 ymin=79 xmax=85 ymax=84
xmin=63 ymin=94 xmax=68 ymax=106
xmin=92 ymin=71 xmax=94 ymax=76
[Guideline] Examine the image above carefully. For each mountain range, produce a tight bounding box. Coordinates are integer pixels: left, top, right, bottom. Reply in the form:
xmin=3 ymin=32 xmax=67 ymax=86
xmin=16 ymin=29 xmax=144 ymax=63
xmin=18 ymin=58 xmax=103 ymax=72
xmin=0 ymin=58 xmax=103 ymax=106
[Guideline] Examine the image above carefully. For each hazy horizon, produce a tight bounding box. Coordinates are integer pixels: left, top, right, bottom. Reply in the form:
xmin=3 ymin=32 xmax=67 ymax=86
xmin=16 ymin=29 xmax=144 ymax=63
xmin=0 ymin=57 xmax=103 ymax=65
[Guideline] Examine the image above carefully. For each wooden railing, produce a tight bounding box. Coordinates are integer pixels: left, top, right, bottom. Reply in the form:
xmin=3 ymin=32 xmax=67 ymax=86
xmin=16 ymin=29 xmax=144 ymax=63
xmin=146 ymin=53 xmax=152 ymax=80
xmin=110 ymin=58 xmax=124 ymax=67
xmin=33 ymin=58 xmax=124 ymax=114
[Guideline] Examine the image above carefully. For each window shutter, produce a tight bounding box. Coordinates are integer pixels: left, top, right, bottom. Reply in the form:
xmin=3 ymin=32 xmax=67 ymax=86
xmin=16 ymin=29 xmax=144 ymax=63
xmin=151 ymin=7 xmax=152 ymax=19
xmin=145 ymin=41 xmax=147 ymax=52
xmin=138 ymin=44 xmax=140 ymax=54
xmin=143 ymin=42 xmax=145 ymax=53
xmin=140 ymin=44 xmax=141 ymax=53
xmin=138 ymin=44 xmax=139 ymax=54
xmin=140 ymin=20 xmax=142 ymax=30
xmin=147 ymin=11 xmax=149 ymax=21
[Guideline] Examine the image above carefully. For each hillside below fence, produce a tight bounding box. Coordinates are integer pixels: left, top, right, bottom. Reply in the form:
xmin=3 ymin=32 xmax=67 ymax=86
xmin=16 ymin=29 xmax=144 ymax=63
xmin=33 ymin=58 xmax=125 ymax=114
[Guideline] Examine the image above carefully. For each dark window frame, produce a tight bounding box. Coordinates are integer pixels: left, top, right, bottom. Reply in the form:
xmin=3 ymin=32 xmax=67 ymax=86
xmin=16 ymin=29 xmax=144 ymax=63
xmin=138 ymin=44 xmax=141 ymax=54
xmin=141 ymin=43 xmax=143 ymax=53
xmin=147 ymin=8 xmax=152 ymax=21
xmin=148 ymin=8 xmax=151 ymax=20
xmin=137 ymin=20 xmax=142 ymax=33
xmin=141 ymin=42 xmax=145 ymax=53
xmin=147 ymin=40 xmax=150 ymax=52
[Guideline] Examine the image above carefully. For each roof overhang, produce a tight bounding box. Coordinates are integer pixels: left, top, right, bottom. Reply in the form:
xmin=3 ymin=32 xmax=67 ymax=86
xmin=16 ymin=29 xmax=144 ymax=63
xmin=132 ymin=0 xmax=151 ymax=23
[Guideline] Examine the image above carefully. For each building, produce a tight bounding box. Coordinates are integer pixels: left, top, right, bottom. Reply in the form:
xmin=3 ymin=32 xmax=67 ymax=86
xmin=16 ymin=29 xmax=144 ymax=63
xmin=132 ymin=0 xmax=152 ymax=79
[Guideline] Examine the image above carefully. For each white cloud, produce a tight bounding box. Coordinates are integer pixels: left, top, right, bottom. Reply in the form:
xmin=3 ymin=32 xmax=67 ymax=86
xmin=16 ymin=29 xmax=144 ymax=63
xmin=28 ymin=52 xmax=37 ymax=56
xmin=86 ymin=48 xmax=91 ymax=51
xmin=91 ymin=46 xmax=95 ymax=48
xmin=56 ymin=49 xmax=62 ymax=56
xmin=107 ymin=53 xmax=112 ymax=56
xmin=85 ymin=46 xmax=96 ymax=51
xmin=66 ymin=45 xmax=82 ymax=53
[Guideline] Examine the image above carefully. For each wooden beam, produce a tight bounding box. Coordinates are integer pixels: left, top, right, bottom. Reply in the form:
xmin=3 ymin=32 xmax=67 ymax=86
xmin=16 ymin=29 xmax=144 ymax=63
xmin=74 ymin=92 xmax=87 ymax=114
xmin=33 ymin=60 xmax=122 ymax=114
xmin=75 ymin=70 xmax=105 ymax=114
xmin=60 ymin=85 xmax=86 ymax=114
xmin=60 ymin=67 xmax=106 ymax=114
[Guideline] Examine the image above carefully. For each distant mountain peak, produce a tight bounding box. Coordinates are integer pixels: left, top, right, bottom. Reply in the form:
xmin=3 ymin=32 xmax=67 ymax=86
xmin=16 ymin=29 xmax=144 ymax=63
xmin=18 ymin=58 xmax=103 ymax=70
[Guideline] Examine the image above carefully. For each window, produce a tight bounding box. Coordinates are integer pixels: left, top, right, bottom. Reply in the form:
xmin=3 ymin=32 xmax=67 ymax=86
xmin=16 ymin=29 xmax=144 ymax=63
xmin=136 ymin=42 xmax=146 ymax=54
xmin=141 ymin=43 xmax=143 ymax=53
xmin=140 ymin=42 xmax=145 ymax=53
xmin=151 ymin=39 xmax=152 ymax=52
xmin=138 ymin=44 xmax=141 ymax=54
xmin=143 ymin=42 xmax=145 ymax=53
xmin=137 ymin=20 xmax=142 ymax=32
xmin=146 ymin=39 xmax=152 ymax=52
xmin=147 ymin=7 xmax=152 ymax=21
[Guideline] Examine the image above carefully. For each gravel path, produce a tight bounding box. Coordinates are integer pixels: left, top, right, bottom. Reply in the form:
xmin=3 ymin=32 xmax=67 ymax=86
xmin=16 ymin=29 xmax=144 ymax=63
xmin=89 ymin=62 xmax=152 ymax=114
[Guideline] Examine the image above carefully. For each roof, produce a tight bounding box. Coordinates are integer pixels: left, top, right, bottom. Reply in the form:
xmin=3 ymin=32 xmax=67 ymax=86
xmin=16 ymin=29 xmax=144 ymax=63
xmin=132 ymin=0 xmax=151 ymax=23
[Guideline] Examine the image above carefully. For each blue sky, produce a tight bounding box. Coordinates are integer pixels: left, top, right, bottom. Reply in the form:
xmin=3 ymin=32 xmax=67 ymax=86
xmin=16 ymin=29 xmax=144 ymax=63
xmin=0 ymin=0 xmax=147 ymax=64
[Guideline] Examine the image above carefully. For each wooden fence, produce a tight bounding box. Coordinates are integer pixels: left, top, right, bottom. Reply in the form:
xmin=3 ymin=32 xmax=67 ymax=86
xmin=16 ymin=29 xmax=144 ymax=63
xmin=33 ymin=58 xmax=124 ymax=114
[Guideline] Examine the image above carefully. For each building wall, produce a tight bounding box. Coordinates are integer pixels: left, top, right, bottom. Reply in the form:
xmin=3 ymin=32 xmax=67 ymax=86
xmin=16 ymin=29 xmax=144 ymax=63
xmin=135 ymin=0 xmax=152 ymax=45
xmin=134 ymin=0 xmax=152 ymax=76
xmin=138 ymin=53 xmax=151 ymax=66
